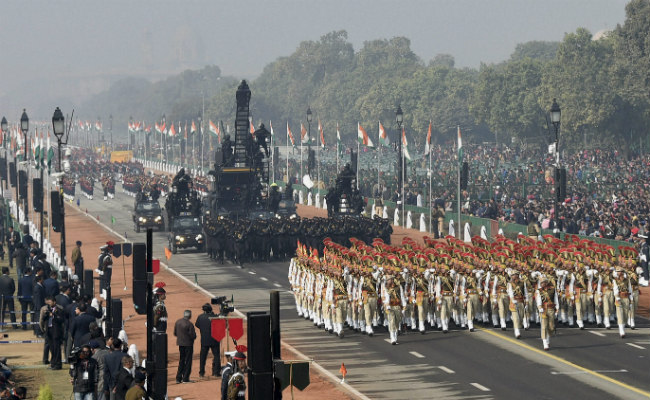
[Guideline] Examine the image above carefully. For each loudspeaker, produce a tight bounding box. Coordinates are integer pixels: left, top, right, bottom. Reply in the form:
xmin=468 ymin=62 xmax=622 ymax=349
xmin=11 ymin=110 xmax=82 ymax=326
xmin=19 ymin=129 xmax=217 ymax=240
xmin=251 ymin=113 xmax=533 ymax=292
xmin=51 ymin=191 xmax=62 ymax=232
xmin=18 ymin=170 xmax=27 ymax=199
xmin=110 ymin=298 xmax=122 ymax=339
xmin=132 ymin=280 xmax=147 ymax=315
xmin=350 ymin=150 xmax=357 ymax=173
xmin=248 ymin=371 xmax=273 ymax=400
xmin=460 ymin=161 xmax=469 ymax=191
xmin=33 ymin=178 xmax=43 ymax=212
xmin=152 ymin=332 xmax=168 ymax=400
xmin=132 ymin=243 xmax=146 ymax=280
xmin=247 ymin=313 xmax=272 ymax=372
xmin=83 ymin=269 xmax=94 ymax=298
xmin=559 ymin=168 xmax=567 ymax=200
xmin=9 ymin=162 xmax=16 ymax=187
xmin=0 ymin=157 xmax=6 ymax=181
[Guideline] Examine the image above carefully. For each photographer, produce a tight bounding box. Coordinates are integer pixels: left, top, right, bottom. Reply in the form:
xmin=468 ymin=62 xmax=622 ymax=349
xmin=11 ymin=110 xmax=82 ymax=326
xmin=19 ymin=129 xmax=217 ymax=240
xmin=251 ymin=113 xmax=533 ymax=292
xmin=39 ymin=296 xmax=64 ymax=370
xmin=70 ymin=344 xmax=98 ymax=400
xmin=195 ymin=303 xmax=220 ymax=378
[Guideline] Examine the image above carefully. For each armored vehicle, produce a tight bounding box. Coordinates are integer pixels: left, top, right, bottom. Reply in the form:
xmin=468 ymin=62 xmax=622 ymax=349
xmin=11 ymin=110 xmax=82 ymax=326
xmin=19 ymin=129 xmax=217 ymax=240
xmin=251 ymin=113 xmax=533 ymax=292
xmin=132 ymin=199 xmax=165 ymax=232
xmin=168 ymin=215 xmax=204 ymax=253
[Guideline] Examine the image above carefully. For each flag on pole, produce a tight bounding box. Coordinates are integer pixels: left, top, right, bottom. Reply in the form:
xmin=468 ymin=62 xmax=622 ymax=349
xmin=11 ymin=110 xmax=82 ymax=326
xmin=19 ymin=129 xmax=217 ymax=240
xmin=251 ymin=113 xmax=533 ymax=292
xmin=249 ymin=117 xmax=255 ymax=136
xmin=47 ymin=132 xmax=55 ymax=173
xmin=169 ymin=122 xmax=177 ymax=137
xmin=318 ymin=119 xmax=325 ymax=148
xmin=184 ymin=121 xmax=188 ymax=140
xmin=269 ymin=121 xmax=275 ymax=143
xmin=287 ymin=122 xmax=296 ymax=148
xmin=357 ymin=123 xmax=374 ymax=147
xmin=34 ymin=135 xmax=41 ymax=169
xmin=191 ymin=120 xmax=197 ymax=135
xmin=424 ymin=121 xmax=432 ymax=155
xmin=378 ymin=121 xmax=390 ymax=146
xmin=457 ymin=125 xmax=463 ymax=162
xmin=402 ymin=128 xmax=411 ymax=161
xmin=300 ymin=123 xmax=309 ymax=144
xmin=336 ymin=122 xmax=342 ymax=156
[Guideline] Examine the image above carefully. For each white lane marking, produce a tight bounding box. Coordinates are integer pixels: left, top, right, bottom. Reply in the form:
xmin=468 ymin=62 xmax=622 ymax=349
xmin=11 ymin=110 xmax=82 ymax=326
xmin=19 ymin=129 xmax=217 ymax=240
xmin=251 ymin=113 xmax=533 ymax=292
xmin=409 ymin=351 xmax=425 ymax=359
xmin=589 ymin=331 xmax=606 ymax=337
xmin=626 ymin=343 xmax=646 ymax=350
xmin=551 ymin=369 xmax=628 ymax=375
xmin=470 ymin=383 xmax=490 ymax=392
xmin=637 ymin=341 xmax=650 ymax=344
xmin=437 ymin=366 xmax=455 ymax=374
xmin=248 ymin=271 xmax=256 ymax=275
xmin=273 ymin=283 xmax=282 ymax=288
xmin=260 ymin=277 xmax=268 ymax=281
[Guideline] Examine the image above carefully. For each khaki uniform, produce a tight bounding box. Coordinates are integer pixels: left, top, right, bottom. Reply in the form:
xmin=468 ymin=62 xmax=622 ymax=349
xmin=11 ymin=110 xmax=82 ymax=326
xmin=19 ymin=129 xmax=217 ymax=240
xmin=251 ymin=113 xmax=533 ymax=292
xmin=535 ymin=281 xmax=558 ymax=350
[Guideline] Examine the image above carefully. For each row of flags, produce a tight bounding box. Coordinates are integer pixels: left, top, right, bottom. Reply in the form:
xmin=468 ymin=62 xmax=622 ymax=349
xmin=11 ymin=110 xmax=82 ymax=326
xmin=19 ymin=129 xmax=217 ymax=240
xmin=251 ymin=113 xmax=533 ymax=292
xmin=2 ymin=125 xmax=56 ymax=171
xmin=86 ymin=115 xmax=464 ymax=163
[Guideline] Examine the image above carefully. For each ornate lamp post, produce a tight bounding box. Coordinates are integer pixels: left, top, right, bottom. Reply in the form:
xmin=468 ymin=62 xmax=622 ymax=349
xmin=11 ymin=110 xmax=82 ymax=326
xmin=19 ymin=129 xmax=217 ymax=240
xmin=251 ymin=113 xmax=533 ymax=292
xmin=395 ymin=105 xmax=404 ymax=223
xmin=52 ymin=107 xmax=67 ymax=267
xmin=20 ymin=109 xmax=29 ymax=221
xmin=550 ymin=98 xmax=561 ymax=237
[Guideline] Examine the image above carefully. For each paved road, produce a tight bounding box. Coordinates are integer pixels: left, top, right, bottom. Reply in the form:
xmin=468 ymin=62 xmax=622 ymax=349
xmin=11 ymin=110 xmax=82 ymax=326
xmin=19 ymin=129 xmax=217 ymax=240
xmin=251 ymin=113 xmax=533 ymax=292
xmin=75 ymin=181 xmax=650 ymax=400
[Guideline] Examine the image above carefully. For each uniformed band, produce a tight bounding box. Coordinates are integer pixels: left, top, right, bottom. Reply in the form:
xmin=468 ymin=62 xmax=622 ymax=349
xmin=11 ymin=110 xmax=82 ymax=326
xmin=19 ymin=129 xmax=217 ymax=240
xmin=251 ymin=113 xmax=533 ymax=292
xmin=289 ymin=233 xmax=640 ymax=349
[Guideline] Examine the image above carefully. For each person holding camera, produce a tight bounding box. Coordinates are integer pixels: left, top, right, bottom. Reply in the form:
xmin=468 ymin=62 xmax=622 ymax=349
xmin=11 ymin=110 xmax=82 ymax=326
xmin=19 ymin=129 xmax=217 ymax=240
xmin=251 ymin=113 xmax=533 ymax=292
xmin=70 ymin=344 xmax=98 ymax=400
xmin=39 ymin=295 xmax=64 ymax=370
xmin=195 ymin=303 xmax=220 ymax=378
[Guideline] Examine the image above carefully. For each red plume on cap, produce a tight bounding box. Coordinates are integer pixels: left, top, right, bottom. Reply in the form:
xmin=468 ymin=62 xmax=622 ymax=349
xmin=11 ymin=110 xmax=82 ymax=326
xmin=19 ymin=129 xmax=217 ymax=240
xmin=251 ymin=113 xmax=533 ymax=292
xmin=154 ymin=282 xmax=166 ymax=288
xmin=106 ymin=241 xmax=115 ymax=246
xmin=235 ymin=345 xmax=247 ymax=353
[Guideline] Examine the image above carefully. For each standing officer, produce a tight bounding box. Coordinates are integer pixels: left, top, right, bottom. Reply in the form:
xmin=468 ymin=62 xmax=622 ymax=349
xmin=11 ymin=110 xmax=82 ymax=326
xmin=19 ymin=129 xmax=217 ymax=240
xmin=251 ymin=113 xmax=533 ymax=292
xmin=33 ymin=274 xmax=46 ymax=339
xmin=173 ymin=310 xmax=196 ymax=384
xmin=152 ymin=285 xmax=167 ymax=332
xmin=97 ymin=242 xmax=114 ymax=300
xmin=71 ymin=241 xmax=84 ymax=280
xmin=195 ymin=303 xmax=221 ymax=378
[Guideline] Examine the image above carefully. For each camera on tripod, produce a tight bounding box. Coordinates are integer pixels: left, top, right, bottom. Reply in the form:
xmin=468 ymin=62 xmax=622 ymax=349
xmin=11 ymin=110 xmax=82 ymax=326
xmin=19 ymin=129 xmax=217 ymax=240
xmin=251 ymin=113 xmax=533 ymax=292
xmin=211 ymin=296 xmax=235 ymax=316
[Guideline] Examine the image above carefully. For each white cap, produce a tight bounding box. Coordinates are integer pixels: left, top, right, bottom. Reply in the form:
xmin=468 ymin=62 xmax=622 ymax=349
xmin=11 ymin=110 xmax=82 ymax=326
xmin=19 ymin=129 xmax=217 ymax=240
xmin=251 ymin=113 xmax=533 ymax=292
xmin=224 ymin=351 xmax=236 ymax=358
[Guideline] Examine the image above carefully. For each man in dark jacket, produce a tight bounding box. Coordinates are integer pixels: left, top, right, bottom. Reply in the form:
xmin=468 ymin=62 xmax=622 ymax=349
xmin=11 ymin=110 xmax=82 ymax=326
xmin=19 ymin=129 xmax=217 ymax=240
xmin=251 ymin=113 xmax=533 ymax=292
xmin=17 ymin=268 xmax=34 ymax=331
xmin=6 ymin=226 xmax=20 ymax=269
xmin=0 ymin=267 xmax=16 ymax=329
xmin=112 ymin=356 xmax=134 ymax=400
xmin=71 ymin=303 xmax=97 ymax=348
xmin=173 ymin=310 xmax=196 ymax=383
xmin=195 ymin=303 xmax=220 ymax=377
xmin=32 ymin=274 xmax=46 ymax=338
xmin=70 ymin=344 xmax=98 ymax=400
xmin=12 ymin=243 xmax=27 ymax=279
xmin=39 ymin=296 xmax=65 ymax=369
xmin=43 ymin=270 xmax=60 ymax=298
xmin=103 ymin=338 xmax=124 ymax=398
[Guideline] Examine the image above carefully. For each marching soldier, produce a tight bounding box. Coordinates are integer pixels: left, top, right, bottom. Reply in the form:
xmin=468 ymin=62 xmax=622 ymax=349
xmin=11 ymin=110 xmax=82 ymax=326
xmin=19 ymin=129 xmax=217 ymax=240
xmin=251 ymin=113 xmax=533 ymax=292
xmin=507 ymin=271 xmax=527 ymax=339
xmin=613 ymin=266 xmax=633 ymax=339
xmin=382 ymin=271 xmax=402 ymax=345
xmin=435 ymin=263 xmax=454 ymax=333
xmin=535 ymin=274 xmax=558 ymax=350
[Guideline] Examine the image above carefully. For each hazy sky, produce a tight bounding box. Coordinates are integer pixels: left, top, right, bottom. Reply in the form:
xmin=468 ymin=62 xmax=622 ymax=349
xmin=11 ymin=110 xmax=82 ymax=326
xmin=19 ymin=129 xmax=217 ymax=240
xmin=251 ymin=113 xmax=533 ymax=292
xmin=0 ymin=0 xmax=629 ymax=120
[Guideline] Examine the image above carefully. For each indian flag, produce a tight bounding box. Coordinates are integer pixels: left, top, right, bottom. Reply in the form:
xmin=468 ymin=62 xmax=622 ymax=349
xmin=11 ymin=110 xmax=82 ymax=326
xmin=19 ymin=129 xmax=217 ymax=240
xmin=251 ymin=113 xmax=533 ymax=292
xmin=318 ymin=119 xmax=325 ymax=148
xmin=191 ymin=120 xmax=197 ymax=134
xmin=378 ymin=121 xmax=389 ymax=146
xmin=357 ymin=123 xmax=373 ymax=147
xmin=457 ymin=125 xmax=463 ymax=163
xmin=402 ymin=128 xmax=411 ymax=161
xmin=169 ymin=122 xmax=176 ymax=137
xmin=249 ymin=117 xmax=255 ymax=136
xmin=287 ymin=122 xmax=296 ymax=148
xmin=300 ymin=123 xmax=309 ymax=144
xmin=337 ymin=123 xmax=342 ymax=156
xmin=424 ymin=121 xmax=432 ymax=155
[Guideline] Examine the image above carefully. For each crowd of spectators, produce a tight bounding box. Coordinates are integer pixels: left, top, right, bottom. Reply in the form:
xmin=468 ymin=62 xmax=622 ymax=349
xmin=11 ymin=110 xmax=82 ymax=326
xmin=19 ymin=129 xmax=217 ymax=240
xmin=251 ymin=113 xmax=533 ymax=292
xmin=278 ymin=144 xmax=650 ymax=243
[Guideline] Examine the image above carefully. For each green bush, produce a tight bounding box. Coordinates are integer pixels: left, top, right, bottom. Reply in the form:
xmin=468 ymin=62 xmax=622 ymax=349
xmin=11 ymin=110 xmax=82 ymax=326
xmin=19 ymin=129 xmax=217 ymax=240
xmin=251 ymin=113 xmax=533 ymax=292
xmin=37 ymin=384 xmax=53 ymax=400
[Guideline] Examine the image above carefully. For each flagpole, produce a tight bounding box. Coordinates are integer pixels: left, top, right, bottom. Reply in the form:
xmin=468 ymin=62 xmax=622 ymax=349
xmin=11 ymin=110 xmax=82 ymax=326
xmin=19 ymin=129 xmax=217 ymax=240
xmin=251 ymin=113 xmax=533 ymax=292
xmin=457 ymin=125 xmax=461 ymax=239
xmin=300 ymin=138 xmax=303 ymax=182
xmin=286 ymin=125 xmax=289 ymax=184
xmin=356 ymin=140 xmax=360 ymax=190
xmin=377 ymin=145 xmax=380 ymax=200
xmin=401 ymin=139 xmax=405 ymax=225
xmin=428 ymin=145 xmax=432 ymax=234
xmin=192 ymin=130 xmax=196 ymax=170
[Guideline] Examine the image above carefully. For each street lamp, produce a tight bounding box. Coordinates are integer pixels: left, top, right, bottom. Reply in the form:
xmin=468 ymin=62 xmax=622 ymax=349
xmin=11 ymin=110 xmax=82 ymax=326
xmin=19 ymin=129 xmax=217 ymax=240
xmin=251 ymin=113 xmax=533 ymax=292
xmin=20 ymin=109 xmax=29 ymax=221
xmin=549 ymin=98 xmax=561 ymax=236
xmin=1 ymin=117 xmax=7 ymax=150
xmin=306 ymin=106 xmax=312 ymax=175
xmin=52 ymin=107 xmax=67 ymax=267
xmin=109 ymin=114 xmax=113 ymax=152
xmin=395 ymin=105 xmax=404 ymax=225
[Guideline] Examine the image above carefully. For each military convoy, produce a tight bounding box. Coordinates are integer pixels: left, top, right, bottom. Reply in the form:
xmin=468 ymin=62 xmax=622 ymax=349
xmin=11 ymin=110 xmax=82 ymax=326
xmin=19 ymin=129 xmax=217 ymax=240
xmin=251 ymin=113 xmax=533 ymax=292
xmin=137 ymin=80 xmax=390 ymax=260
